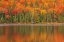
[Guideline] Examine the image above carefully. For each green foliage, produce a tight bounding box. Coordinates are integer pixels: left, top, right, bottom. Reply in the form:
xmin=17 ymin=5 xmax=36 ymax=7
xmin=58 ymin=15 xmax=64 ymax=23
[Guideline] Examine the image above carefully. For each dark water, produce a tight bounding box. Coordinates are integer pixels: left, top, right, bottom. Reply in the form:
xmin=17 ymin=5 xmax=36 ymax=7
xmin=0 ymin=25 xmax=64 ymax=42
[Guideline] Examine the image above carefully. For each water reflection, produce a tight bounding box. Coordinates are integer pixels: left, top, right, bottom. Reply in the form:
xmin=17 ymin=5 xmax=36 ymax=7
xmin=0 ymin=25 xmax=64 ymax=42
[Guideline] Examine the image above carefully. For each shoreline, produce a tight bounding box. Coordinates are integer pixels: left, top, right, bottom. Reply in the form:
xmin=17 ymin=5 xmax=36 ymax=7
xmin=0 ymin=23 xmax=64 ymax=26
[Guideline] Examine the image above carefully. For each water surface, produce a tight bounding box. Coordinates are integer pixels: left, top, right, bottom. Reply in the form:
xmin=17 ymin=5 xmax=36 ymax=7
xmin=0 ymin=24 xmax=64 ymax=42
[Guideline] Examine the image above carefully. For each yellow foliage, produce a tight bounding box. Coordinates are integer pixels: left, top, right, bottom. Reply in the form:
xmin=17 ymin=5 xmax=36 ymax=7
xmin=42 ymin=0 xmax=46 ymax=3
xmin=34 ymin=8 xmax=41 ymax=14
xmin=44 ymin=3 xmax=49 ymax=9
xmin=41 ymin=9 xmax=47 ymax=14
xmin=31 ymin=8 xmax=34 ymax=16
xmin=47 ymin=0 xmax=55 ymax=2
xmin=11 ymin=0 xmax=15 ymax=2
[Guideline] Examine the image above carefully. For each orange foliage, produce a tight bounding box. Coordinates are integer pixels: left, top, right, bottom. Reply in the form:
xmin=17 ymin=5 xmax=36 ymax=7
xmin=19 ymin=5 xmax=25 ymax=12
xmin=31 ymin=0 xmax=36 ymax=4
xmin=53 ymin=3 xmax=64 ymax=15
xmin=26 ymin=0 xmax=31 ymax=2
xmin=1 ymin=1 xmax=9 ymax=8
xmin=26 ymin=0 xmax=31 ymax=5
xmin=44 ymin=3 xmax=49 ymax=9
xmin=0 ymin=7 xmax=2 ymax=12
xmin=54 ymin=0 xmax=64 ymax=14
xmin=38 ymin=0 xmax=43 ymax=6
xmin=15 ymin=2 xmax=21 ymax=9
xmin=53 ymin=7 xmax=58 ymax=14
xmin=24 ymin=6 xmax=31 ymax=13
xmin=14 ymin=2 xmax=24 ymax=12
xmin=20 ymin=0 xmax=25 ymax=4
xmin=42 ymin=0 xmax=47 ymax=3
xmin=48 ymin=2 xmax=54 ymax=8
xmin=8 ymin=1 xmax=14 ymax=7
xmin=38 ymin=0 xmax=42 ymax=3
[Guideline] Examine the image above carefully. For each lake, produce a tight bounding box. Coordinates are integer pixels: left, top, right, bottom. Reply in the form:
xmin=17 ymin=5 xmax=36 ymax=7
xmin=0 ymin=24 xmax=64 ymax=42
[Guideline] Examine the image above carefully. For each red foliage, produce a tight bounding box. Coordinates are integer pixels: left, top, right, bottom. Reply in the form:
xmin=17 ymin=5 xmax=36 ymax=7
xmin=54 ymin=0 xmax=64 ymax=14
xmin=1 ymin=3 xmax=5 ymax=8
xmin=2 ymin=8 xmax=8 ymax=15
xmin=11 ymin=9 xmax=18 ymax=15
